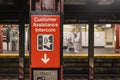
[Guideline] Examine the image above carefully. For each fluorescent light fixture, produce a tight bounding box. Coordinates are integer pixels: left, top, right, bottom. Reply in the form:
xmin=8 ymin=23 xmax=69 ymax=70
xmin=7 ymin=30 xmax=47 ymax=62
xmin=81 ymin=26 xmax=86 ymax=28
xmin=106 ymin=24 xmax=111 ymax=27
xmin=94 ymin=24 xmax=97 ymax=27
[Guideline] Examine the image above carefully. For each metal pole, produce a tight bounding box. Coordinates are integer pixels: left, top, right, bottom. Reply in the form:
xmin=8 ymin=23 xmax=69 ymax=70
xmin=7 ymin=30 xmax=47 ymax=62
xmin=88 ymin=23 xmax=94 ymax=80
xmin=0 ymin=25 xmax=3 ymax=53
xmin=115 ymin=24 xmax=119 ymax=53
xmin=6 ymin=27 xmax=10 ymax=51
xmin=60 ymin=12 xmax=64 ymax=80
xmin=31 ymin=0 xmax=63 ymax=80
xmin=19 ymin=20 xmax=25 ymax=80
xmin=59 ymin=0 xmax=64 ymax=80
xmin=18 ymin=0 xmax=27 ymax=79
xmin=7 ymin=29 xmax=9 ymax=51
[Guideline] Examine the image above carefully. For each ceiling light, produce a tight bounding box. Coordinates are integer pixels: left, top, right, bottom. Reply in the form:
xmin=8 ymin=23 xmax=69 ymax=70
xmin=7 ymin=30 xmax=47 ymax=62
xmin=106 ymin=24 xmax=111 ymax=27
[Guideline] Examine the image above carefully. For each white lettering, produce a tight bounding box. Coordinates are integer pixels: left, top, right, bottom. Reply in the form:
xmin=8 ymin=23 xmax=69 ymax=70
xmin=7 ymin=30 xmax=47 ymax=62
xmin=34 ymin=17 xmax=57 ymax=22
xmin=33 ymin=23 xmax=58 ymax=27
xmin=35 ymin=28 xmax=56 ymax=32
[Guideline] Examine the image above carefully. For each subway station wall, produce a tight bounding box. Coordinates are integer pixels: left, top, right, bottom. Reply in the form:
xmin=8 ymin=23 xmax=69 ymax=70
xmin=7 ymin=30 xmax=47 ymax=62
xmin=63 ymin=24 xmax=114 ymax=47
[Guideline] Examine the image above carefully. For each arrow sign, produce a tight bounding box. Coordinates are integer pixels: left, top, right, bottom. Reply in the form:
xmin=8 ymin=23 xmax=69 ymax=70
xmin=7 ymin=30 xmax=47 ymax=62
xmin=41 ymin=54 xmax=50 ymax=64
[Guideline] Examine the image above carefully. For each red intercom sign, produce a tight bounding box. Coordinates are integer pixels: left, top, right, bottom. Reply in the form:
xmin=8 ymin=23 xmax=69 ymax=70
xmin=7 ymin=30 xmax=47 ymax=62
xmin=31 ymin=15 xmax=60 ymax=68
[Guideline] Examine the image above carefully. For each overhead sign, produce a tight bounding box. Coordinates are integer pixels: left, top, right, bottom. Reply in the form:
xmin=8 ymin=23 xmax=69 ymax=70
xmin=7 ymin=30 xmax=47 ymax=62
xmin=31 ymin=14 xmax=60 ymax=68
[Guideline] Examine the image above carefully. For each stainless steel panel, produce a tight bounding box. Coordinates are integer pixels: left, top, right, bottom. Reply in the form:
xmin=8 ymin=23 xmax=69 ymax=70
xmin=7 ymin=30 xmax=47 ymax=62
xmin=33 ymin=70 xmax=58 ymax=80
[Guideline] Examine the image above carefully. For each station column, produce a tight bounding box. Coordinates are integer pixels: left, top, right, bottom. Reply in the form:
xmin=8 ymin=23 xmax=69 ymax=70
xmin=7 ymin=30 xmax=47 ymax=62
xmin=0 ymin=25 xmax=3 ymax=53
xmin=115 ymin=24 xmax=120 ymax=53
xmin=88 ymin=22 xmax=94 ymax=80
xmin=30 ymin=0 xmax=63 ymax=80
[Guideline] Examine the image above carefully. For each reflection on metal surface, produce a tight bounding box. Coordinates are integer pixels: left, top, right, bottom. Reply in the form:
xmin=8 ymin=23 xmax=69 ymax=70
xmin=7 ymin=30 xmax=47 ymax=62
xmin=33 ymin=70 xmax=58 ymax=80
xmin=42 ymin=0 xmax=54 ymax=10
xmin=98 ymin=0 xmax=114 ymax=5
xmin=64 ymin=0 xmax=87 ymax=5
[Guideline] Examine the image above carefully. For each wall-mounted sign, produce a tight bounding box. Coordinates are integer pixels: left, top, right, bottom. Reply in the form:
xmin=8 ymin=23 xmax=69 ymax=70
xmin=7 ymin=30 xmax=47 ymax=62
xmin=31 ymin=13 xmax=60 ymax=68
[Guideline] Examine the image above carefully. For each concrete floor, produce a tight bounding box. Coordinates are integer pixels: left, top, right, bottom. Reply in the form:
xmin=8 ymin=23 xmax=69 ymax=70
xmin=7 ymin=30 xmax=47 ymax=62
xmin=1 ymin=47 xmax=117 ymax=54
xmin=63 ymin=48 xmax=116 ymax=54
xmin=2 ymin=42 xmax=117 ymax=54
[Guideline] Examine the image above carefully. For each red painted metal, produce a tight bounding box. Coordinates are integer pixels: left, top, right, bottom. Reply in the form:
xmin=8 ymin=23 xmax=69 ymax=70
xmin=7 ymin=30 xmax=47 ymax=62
xmin=30 ymin=0 xmax=63 ymax=80
xmin=115 ymin=24 xmax=119 ymax=53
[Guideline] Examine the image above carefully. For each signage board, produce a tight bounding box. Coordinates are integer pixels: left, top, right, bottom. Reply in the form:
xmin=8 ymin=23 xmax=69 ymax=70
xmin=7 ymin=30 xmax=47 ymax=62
xmin=31 ymin=12 xmax=60 ymax=68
